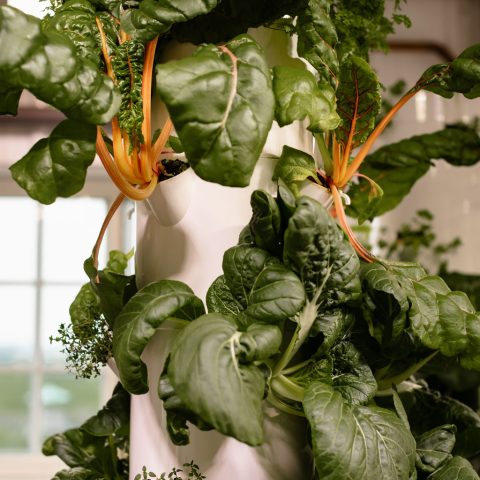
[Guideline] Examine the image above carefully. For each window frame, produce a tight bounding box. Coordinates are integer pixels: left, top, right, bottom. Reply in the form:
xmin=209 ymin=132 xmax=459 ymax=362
xmin=0 ymin=171 xmax=132 ymax=479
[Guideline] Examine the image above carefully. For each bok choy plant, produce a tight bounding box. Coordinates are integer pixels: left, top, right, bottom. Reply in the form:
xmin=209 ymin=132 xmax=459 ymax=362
xmin=2 ymin=0 xmax=480 ymax=479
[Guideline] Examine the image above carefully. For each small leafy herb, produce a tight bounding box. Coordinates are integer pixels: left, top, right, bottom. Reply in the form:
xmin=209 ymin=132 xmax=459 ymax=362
xmin=134 ymin=461 xmax=206 ymax=480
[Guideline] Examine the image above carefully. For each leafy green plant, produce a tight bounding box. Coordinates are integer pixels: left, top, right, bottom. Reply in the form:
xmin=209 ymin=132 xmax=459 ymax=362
xmin=2 ymin=0 xmax=480 ymax=479
xmin=134 ymin=461 xmax=206 ymax=480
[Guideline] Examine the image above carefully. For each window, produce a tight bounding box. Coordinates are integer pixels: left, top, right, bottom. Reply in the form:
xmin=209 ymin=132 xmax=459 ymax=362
xmin=0 ymin=175 xmax=135 ymax=479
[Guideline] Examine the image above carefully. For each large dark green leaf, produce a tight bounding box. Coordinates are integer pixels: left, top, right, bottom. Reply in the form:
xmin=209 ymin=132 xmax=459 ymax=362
xmin=0 ymin=6 xmax=120 ymax=124
xmin=310 ymin=307 xmax=355 ymax=354
xmin=168 ymin=313 xmax=281 ymax=445
xmin=303 ymin=382 xmax=416 ymax=479
xmin=222 ymin=245 xmax=273 ymax=308
xmin=43 ymin=0 xmax=105 ymax=68
xmin=248 ymin=189 xmax=282 ymax=256
xmin=121 ymin=0 xmax=220 ymax=42
xmin=284 ymin=196 xmax=361 ymax=306
xmin=9 ymin=120 xmax=96 ymax=204
xmin=329 ymin=341 xmax=377 ymax=405
xmin=172 ymin=0 xmax=307 ymax=44
xmin=156 ymin=34 xmax=274 ymax=187
xmin=349 ymin=125 xmax=480 ymax=218
xmin=297 ymin=0 xmax=339 ymax=88
xmin=42 ymin=429 xmax=104 ymax=470
xmin=158 ymin=357 xmax=212 ymax=446
xmin=206 ymin=275 xmax=243 ymax=317
xmin=415 ymin=425 xmax=456 ymax=473
xmin=360 ymin=262 xmax=413 ymax=347
xmin=336 ymin=55 xmax=381 ymax=150
xmin=399 ymin=385 xmax=480 ymax=458
xmin=427 ymin=456 xmax=480 ymax=480
xmin=52 ymin=468 xmax=99 ymax=480
xmin=272 ymin=65 xmax=340 ymax=132
xmin=81 ymin=383 xmax=130 ymax=437
xmin=112 ymin=280 xmax=205 ymax=394
xmin=244 ymin=264 xmax=306 ymax=324
xmin=441 ymin=267 xmax=480 ymax=310
xmin=272 ymin=145 xmax=317 ymax=197
xmin=418 ymin=44 xmax=480 ymax=99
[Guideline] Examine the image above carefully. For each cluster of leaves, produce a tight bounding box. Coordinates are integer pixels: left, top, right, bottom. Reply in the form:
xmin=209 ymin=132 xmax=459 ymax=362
xmin=51 ymin=250 xmax=135 ymax=379
xmin=134 ymin=461 xmax=206 ymax=480
xmin=108 ymin=184 xmax=480 ymax=478
xmin=43 ymin=383 xmax=131 ymax=479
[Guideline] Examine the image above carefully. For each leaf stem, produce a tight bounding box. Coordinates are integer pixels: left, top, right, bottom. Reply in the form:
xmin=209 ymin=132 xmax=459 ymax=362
xmin=376 ymin=351 xmax=438 ymax=391
xmin=92 ymin=193 xmax=125 ymax=272
xmin=266 ymin=392 xmax=305 ymax=417
xmin=271 ymin=375 xmax=305 ymax=402
xmin=140 ymin=37 xmax=159 ymax=181
xmin=315 ymin=133 xmax=333 ymax=176
xmin=339 ymin=90 xmax=417 ymax=187
xmin=329 ymin=181 xmax=376 ymax=262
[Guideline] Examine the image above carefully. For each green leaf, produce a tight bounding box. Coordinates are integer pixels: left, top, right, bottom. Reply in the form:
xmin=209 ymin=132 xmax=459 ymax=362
xmin=9 ymin=119 xmax=96 ymax=204
xmin=310 ymin=308 xmax=355 ymax=355
xmin=427 ymin=456 xmax=480 ymax=480
xmin=121 ymin=0 xmax=220 ymax=42
xmin=419 ymin=44 xmax=480 ymax=99
xmin=360 ymin=262 xmax=413 ymax=347
xmin=329 ymin=342 xmax=377 ymax=405
xmin=51 ymin=468 xmax=98 ymax=480
xmin=296 ymin=0 xmax=339 ymax=88
xmin=156 ymin=34 xmax=274 ymax=187
xmin=284 ymin=196 xmax=361 ymax=307
xmin=222 ymin=245 xmax=273 ymax=308
xmin=113 ymin=280 xmax=205 ymax=394
xmin=168 ymin=313 xmax=275 ymax=445
xmin=248 ymin=190 xmax=282 ymax=255
xmin=400 ymin=384 xmax=480 ymax=458
xmin=0 ymin=6 xmax=120 ymax=124
xmin=171 ymin=0 xmax=307 ymax=44
xmin=349 ymin=125 xmax=480 ymax=218
xmin=273 ymin=146 xmax=317 ymax=197
xmin=206 ymin=275 xmax=243 ymax=317
xmin=0 ymin=86 xmax=22 ymax=115
xmin=303 ymin=381 xmax=416 ymax=479
xmin=336 ymin=56 xmax=381 ymax=150
xmin=42 ymin=429 xmax=104 ymax=469
xmin=272 ymin=66 xmax=340 ymax=132
xmin=355 ymin=176 xmax=384 ymax=224
xmin=43 ymin=0 xmax=106 ymax=68
xmin=415 ymin=425 xmax=456 ymax=473
xmin=81 ymin=383 xmax=130 ymax=437
xmin=244 ymin=264 xmax=306 ymax=324
xmin=158 ymin=357 xmax=212 ymax=446
xmin=83 ymin=256 xmax=137 ymax=327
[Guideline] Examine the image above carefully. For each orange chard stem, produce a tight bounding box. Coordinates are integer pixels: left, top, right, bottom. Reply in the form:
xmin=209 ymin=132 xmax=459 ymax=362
xmin=92 ymin=193 xmax=126 ymax=273
xmin=111 ymin=118 xmax=142 ymax=184
xmin=329 ymin=181 xmax=376 ymax=263
xmin=331 ymin=136 xmax=342 ymax=185
xmin=140 ymin=37 xmax=159 ymax=182
xmin=96 ymin=17 xmax=115 ymax=80
xmin=339 ymin=90 xmax=417 ymax=188
xmin=96 ymin=128 xmax=159 ymax=200
xmin=152 ymin=118 xmax=174 ymax=170
xmin=339 ymin=75 xmax=359 ymax=182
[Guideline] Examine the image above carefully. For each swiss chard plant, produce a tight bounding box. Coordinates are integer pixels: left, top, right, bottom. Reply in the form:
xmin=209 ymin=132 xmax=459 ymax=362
xmin=3 ymin=0 xmax=480 ymax=479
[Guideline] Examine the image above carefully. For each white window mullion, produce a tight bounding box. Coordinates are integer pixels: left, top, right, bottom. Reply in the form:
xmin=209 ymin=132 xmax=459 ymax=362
xmin=29 ymin=204 xmax=44 ymax=452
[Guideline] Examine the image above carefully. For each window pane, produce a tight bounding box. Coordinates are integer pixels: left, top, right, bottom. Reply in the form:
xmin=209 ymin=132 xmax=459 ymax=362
xmin=41 ymin=198 xmax=108 ymax=282
xmin=0 ymin=198 xmax=37 ymax=282
xmin=41 ymin=286 xmax=82 ymax=366
xmin=7 ymin=0 xmax=46 ymax=18
xmin=0 ymin=286 xmax=36 ymax=365
xmin=0 ymin=372 xmax=31 ymax=451
xmin=42 ymin=373 xmax=101 ymax=441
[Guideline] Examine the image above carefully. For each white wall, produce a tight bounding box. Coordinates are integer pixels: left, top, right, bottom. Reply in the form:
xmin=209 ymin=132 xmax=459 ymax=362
xmin=369 ymin=0 xmax=480 ymax=273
